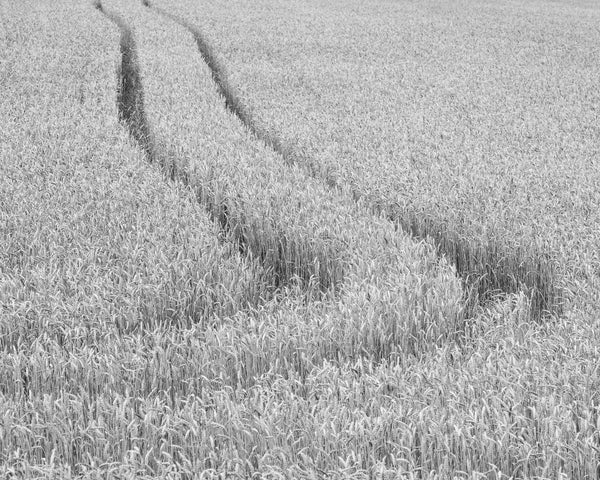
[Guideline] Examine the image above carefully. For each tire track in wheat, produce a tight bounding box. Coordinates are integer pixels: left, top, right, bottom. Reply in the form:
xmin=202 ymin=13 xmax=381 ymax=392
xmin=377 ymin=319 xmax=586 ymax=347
xmin=144 ymin=0 xmax=561 ymax=320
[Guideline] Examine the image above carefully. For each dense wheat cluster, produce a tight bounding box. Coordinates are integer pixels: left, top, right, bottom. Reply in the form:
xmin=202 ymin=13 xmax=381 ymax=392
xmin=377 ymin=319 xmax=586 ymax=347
xmin=1 ymin=0 xmax=599 ymax=478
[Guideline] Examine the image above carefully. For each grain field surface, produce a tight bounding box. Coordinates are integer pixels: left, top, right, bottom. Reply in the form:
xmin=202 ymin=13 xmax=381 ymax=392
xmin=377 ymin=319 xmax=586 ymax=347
xmin=1 ymin=0 xmax=600 ymax=478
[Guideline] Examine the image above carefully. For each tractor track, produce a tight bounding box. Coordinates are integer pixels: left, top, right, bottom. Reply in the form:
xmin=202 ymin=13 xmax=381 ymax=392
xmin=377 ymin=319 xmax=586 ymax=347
xmin=94 ymin=1 xmax=302 ymax=299
xmin=145 ymin=0 xmax=561 ymax=320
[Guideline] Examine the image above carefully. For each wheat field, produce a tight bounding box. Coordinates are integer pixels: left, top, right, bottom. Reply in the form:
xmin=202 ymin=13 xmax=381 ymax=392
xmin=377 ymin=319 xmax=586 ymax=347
xmin=1 ymin=0 xmax=599 ymax=478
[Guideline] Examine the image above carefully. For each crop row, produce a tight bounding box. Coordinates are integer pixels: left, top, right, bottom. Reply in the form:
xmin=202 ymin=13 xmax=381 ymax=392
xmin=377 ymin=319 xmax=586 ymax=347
xmin=0 ymin=0 xmax=463 ymax=473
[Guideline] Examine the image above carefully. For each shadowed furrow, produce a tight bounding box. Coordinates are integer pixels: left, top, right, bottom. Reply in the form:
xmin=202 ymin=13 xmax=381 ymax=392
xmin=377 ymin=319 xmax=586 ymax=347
xmin=96 ymin=2 xmax=335 ymax=296
xmin=145 ymin=4 xmax=253 ymax=134
xmin=99 ymin=0 xmax=466 ymax=363
xmin=143 ymin=1 xmax=330 ymax=185
xmin=95 ymin=3 xmax=153 ymax=159
xmin=145 ymin=0 xmax=560 ymax=320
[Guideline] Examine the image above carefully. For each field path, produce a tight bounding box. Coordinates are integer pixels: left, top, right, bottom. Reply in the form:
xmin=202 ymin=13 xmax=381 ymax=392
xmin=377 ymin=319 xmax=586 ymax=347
xmin=98 ymin=0 xmax=467 ymax=364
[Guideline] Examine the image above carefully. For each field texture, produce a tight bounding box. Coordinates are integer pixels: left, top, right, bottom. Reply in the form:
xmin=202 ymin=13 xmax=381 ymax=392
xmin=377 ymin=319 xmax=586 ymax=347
xmin=1 ymin=0 xmax=600 ymax=478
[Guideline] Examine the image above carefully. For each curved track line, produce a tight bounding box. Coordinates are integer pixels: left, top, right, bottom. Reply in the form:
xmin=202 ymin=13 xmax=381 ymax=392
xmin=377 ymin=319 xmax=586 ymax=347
xmin=96 ymin=1 xmax=338 ymax=298
xmin=145 ymin=1 xmax=561 ymax=320
xmin=95 ymin=1 xmax=153 ymax=159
